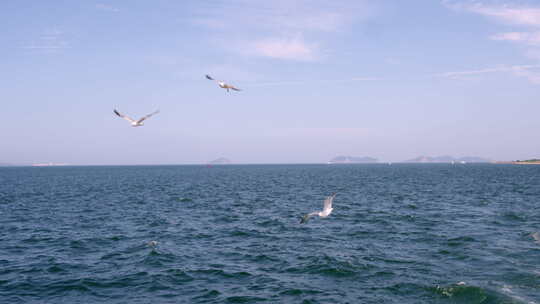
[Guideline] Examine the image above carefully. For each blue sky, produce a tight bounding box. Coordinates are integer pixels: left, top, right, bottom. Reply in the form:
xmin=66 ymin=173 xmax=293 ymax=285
xmin=1 ymin=0 xmax=539 ymax=164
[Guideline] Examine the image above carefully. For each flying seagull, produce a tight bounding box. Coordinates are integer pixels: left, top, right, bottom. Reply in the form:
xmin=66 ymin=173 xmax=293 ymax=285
xmin=300 ymin=193 xmax=336 ymax=224
xmin=532 ymin=232 xmax=540 ymax=244
xmin=113 ymin=109 xmax=159 ymax=127
xmin=206 ymin=74 xmax=241 ymax=92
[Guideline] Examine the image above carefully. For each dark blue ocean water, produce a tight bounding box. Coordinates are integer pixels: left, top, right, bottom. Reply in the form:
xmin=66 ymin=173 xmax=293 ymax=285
xmin=0 ymin=164 xmax=539 ymax=303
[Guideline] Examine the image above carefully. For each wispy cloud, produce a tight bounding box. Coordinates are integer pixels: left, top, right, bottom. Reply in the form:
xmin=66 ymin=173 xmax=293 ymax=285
xmin=246 ymin=77 xmax=380 ymax=87
xmin=22 ymin=29 xmax=70 ymax=52
xmin=445 ymin=1 xmax=540 ymax=26
xmin=192 ymin=1 xmax=375 ymax=61
xmin=444 ymin=1 xmax=540 ymax=83
xmin=250 ymin=37 xmax=317 ymax=61
xmin=96 ymin=3 xmax=119 ymax=12
xmin=437 ymin=64 xmax=540 ymax=83
xmin=511 ymin=64 xmax=540 ymax=83
xmin=445 ymin=2 xmax=540 ymax=43
xmin=491 ymin=31 xmax=540 ymax=45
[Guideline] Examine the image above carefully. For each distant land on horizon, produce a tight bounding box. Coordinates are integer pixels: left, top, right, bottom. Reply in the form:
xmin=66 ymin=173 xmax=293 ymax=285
xmin=0 ymin=162 xmax=70 ymax=167
xmin=328 ymin=156 xmax=378 ymax=164
xmin=498 ymin=159 xmax=540 ymax=165
xmin=208 ymin=157 xmax=232 ymax=165
xmin=5 ymin=155 xmax=540 ymax=166
xmin=403 ymin=155 xmax=491 ymax=163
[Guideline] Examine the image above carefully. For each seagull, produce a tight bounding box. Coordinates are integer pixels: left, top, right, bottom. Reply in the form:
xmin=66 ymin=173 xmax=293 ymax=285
xmin=532 ymin=232 xmax=540 ymax=244
xmin=206 ymin=74 xmax=241 ymax=92
xmin=113 ymin=109 xmax=159 ymax=127
xmin=300 ymin=193 xmax=336 ymax=224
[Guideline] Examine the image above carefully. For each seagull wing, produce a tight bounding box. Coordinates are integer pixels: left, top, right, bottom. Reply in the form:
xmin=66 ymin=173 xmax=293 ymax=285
xmin=137 ymin=110 xmax=160 ymax=123
xmin=114 ymin=109 xmax=136 ymax=123
xmin=300 ymin=212 xmax=319 ymax=224
xmin=205 ymin=74 xmax=215 ymax=81
xmin=230 ymin=86 xmax=241 ymax=91
xmin=323 ymin=193 xmax=336 ymax=213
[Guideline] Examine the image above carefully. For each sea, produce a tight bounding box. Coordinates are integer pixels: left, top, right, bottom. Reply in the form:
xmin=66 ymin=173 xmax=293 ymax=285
xmin=0 ymin=164 xmax=539 ymax=303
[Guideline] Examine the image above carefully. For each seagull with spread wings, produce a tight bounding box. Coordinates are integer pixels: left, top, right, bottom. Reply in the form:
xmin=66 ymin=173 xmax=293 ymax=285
xmin=300 ymin=193 xmax=337 ymax=224
xmin=113 ymin=109 xmax=159 ymax=127
xmin=206 ymin=74 xmax=241 ymax=92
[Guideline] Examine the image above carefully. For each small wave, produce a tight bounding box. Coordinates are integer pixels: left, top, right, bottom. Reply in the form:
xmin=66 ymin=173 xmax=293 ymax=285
xmin=190 ymin=268 xmax=252 ymax=279
xmin=164 ymin=268 xmax=194 ymax=283
xmin=502 ymin=212 xmax=526 ymax=222
xmin=141 ymin=250 xmax=177 ymax=267
xmin=225 ymin=295 xmax=268 ymax=303
xmin=430 ymin=282 xmax=533 ymax=304
xmin=284 ymin=255 xmax=364 ymax=277
xmin=255 ymin=218 xmax=285 ymax=228
xmin=192 ymin=289 xmax=221 ymax=300
xmin=432 ymin=283 xmax=487 ymax=300
xmin=243 ymin=253 xmax=280 ymax=264
xmin=175 ymin=197 xmax=193 ymax=202
xmin=279 ymin=288 xmax=321 ymax=296
xmin=499 ymin=283 xmax=538 ymax=304
xmin=447 ymin=236 xmax=476 ymax=247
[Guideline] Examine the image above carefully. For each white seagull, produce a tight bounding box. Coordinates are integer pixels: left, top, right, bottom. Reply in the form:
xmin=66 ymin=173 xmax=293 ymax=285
xmin=532 ymin=232 xmax=540 ymax=244
xmin=300 ymin=193 xmax=336 ymax=224
xmin=113 ymin=109 xmax=159 ymax=127
xmin=206 ymin=74 xmax=241 ymax=92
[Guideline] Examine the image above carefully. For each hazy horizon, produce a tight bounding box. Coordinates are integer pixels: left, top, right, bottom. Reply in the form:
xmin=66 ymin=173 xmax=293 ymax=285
xmin=0 ymin=154 xmax=524 ymax=166
xmin=2 ymin=1 xmax=539 ymax=165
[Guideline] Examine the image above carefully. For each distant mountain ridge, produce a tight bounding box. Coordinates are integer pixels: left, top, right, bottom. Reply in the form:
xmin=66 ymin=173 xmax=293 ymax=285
xmin=404 ymin=155 xmax=490 ymax=163
xmin=328 ymin=155 xmax=378 ymax=164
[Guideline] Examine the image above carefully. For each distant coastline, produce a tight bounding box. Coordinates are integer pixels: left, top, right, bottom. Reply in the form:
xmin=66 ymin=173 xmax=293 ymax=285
xmin=208 ymin=157 xmax=232 ymax=165
xmin=403 ymin=155 xmax=490 ymax=163
xmin=327 ymin=156 xmax=378 ymax=164
xmin=496 ymin=159 xmax=540 ymax=165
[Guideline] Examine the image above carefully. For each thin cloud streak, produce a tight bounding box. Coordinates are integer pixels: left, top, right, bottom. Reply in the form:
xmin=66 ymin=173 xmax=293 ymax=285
xmin=250 ymin=37 xmax=317 ymax=61
xmin=437 ymin=64 xmax=540 ymax=83
xmin=444 ymin=1 xmax=540 ymax=26
xmin=491 ymin=31 xmax=540 ymax=45
xmin=192 ymin=0 xmax=375 ymax=61
xmin=246 ymin=77 xmax=381 ymax=87
xmin=96 ymin=3 xmax=120 ymax=12
xmin=22 ymin=29 xmax=70 ymax=52
xmin=444 ymin=1 xmax=540 ymax=83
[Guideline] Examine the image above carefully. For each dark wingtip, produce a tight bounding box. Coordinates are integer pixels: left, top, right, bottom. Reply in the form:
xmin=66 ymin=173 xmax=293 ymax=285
xmin=205 ymin=75 xmax=213 ymax=80
xmin=113 ymin=109 xmax=120 ymax=116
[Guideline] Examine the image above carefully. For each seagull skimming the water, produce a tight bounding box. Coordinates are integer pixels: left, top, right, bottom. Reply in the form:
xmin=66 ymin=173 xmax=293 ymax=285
xmin=205 ymin=74 xmax=241 ymax=92
xmin=113 ymin=109 xmax=159 ymax=127
xmin=300 ymin=193 xmax=336 ymax=224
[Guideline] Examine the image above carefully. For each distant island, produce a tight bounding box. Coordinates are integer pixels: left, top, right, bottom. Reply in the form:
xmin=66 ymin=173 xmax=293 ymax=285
xmin=511 ymin=159 xmax=540 ymax=165
xmin=404 ymin=155 xmax=490 ymax=163
xmin=328 ymin=155 xmax=378 ymax=164
xmin=32 ymin=162 xmax=68 ymax=167
xmin=208 ymin=157 xmax=232 ymax=165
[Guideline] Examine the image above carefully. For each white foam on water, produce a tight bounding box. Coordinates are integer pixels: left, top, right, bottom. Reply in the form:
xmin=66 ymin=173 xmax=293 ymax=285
xmin=500 ymin=284 xmax=538 ymax=304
